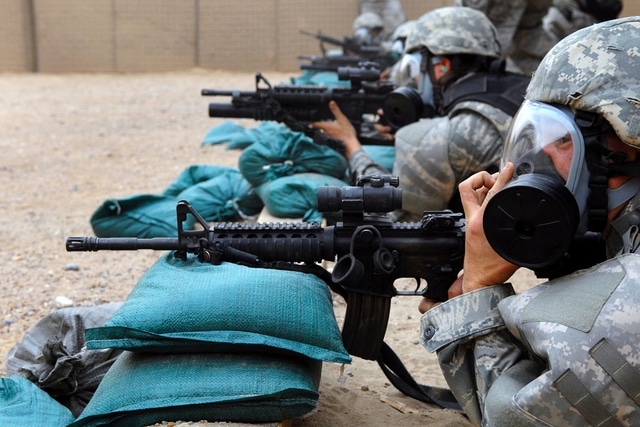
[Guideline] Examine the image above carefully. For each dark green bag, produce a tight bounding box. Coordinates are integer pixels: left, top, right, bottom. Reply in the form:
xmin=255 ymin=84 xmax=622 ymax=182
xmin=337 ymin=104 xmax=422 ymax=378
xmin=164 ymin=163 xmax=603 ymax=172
xmin=0 ymin=377 xmax=75 ymax=426
xmin=69 ymin=351 xmax=321 ymax=426
xmin=85 ymin=253 xmax=351 ymax=364
xmin=90 ymin=165 xmax=262 ymax=237
xmin=255 ymin=173 xmax=348 ymax=222
xmin=238 ymin=129 xmax=347 ymax=187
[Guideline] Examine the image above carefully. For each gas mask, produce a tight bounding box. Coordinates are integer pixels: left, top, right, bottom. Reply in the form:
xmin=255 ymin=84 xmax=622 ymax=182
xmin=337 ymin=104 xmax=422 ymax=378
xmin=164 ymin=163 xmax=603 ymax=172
xmin=382 ymin=52 xmax=436 ymax=129
xmin=483 ymin=100 xmax=592 ymax=269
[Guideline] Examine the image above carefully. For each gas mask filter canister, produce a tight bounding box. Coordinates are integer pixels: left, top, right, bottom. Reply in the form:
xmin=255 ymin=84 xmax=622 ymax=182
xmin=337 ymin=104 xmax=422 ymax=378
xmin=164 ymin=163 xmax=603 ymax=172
xmin=383 ymin=52 xmax=436 ymax=129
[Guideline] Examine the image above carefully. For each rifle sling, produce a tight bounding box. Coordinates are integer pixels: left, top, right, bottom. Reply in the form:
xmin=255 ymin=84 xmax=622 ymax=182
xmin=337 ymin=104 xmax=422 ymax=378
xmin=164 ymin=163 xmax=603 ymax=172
xmin=377 ymin=341 xmax=463 ymax=412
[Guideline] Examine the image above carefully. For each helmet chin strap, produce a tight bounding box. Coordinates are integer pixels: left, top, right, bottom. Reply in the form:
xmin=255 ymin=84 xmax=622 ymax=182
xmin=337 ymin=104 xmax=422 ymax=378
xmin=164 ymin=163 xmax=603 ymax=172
xmin=608 ymin=177 xmax=640 ymax=210
xmin=581 ymin=121 xmax=610 ymax=232
xmin=579 ymin=110 xmax=640 ymax=230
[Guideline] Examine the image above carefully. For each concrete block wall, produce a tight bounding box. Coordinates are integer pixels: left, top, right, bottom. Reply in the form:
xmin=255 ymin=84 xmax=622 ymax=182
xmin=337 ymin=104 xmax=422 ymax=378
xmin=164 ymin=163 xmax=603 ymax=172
xmin=34 ymin=0 xmax=115 ymax=72
xmin=1 ymin=0 xmax=639 ymax=73
xmin=1 ymin=0 xmax=36 ymax=72
xmin=199 ymin=0 xmax=278 ymax=71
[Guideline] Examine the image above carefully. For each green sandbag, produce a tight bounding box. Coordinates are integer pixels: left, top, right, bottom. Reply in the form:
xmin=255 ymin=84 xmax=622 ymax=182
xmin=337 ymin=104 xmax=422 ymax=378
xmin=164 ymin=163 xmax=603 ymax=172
xmin=85 ymin=253 xmax=351 ymax=364
xmin=90 ymin=165 xmax=262 ymax=237
xmin=202 ymin=121 xmax=284 ymax=150
xmin=162 ymin=164 xmax=243 ymax=196
xmin=0 ymin=377 xmax=75 ymax=426
xmin=362 ymin=145 xmax=396 ymax=172
xmin=290 ymin=70 xmax=350 ymax=87
xmin=90 ymin=194 xmax=178 ymax=238
xmin=175 ymin=170 xmax=263 ymax=228
xmin=69 ymin=351 xmax=321 ymax=427
xmin=255 ymin=173 xmax=348 ymax=222
xmin=238 ymin=129 xmax=347 ymax=187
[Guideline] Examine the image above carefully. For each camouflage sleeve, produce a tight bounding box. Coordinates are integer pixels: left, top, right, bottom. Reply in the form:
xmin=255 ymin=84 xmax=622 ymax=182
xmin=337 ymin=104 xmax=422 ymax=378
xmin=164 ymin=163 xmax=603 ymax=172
xmin=393 ymin=109 xmax=504 ymax=215
xmin=420 ymin=284 xmax=515 ymax=352
xmin=453 ymin=0 xmax=528 ymax=51
xmin=420 ymin=284 xmax=525 ymax=425
xmin=347 ymin=148 xmax=389 ymax=184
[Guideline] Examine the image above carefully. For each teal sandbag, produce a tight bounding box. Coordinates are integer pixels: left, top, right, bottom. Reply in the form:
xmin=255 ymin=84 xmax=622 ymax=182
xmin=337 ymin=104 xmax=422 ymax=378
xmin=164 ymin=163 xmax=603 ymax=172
xmin=90 ymin=166 xmax=262 ymax=237
xmin=85 ymin=253 xmax=351 ymax=364
xmin=202 ymin=121 xmax=284 ymax=150
xmin=90 ymin=194 xmax=178 ymax=238
xmin=255 ymin=173 xmax=348 ymax=222
xmin=362 ymin=145 xmax=396 ymax=171
xmin=201 ymin=121 xmax=249 ymax=146
xmin=69 ymin=351 xmax=321 ymax=427
xmin=175 ymin=171 xmax=263 ymax=227
xmin=164 ymin=165 xmax=263 ymax=221
xmin=162 ymin=164 xmax=243 ymax=196
xmin=0 ymin=377 xmax=75 ymax=426
xmin=238 ymin=129 xmax=347 ymax=188
xmin=290 ymin=70 xmax=350 ymax=87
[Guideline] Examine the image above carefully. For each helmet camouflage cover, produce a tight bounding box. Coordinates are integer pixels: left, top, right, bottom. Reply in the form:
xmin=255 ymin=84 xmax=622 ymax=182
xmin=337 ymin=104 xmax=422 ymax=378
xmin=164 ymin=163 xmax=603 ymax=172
xmin=527 ymin=17 xmax=640 ymax=147
xmin=390 ymin=19 xmax=416 ymax=42
xmin=352 ymin=12 xmax=384 ymax=31
xmin=404 ymin=6 xmax=501 ymax=58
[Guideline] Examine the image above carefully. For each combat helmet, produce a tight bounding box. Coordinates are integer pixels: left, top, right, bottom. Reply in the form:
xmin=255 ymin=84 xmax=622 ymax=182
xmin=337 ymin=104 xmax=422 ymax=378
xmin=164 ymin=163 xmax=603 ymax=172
xmin=390 ymin=20 xmax=416 ymax=44
xmin=527 ymin=17 xmax=640 ymax=148
xmin=352 ymin=12 xmax=384 ymax=32
xmin=404 ymin=6 xmax=501 ymax=58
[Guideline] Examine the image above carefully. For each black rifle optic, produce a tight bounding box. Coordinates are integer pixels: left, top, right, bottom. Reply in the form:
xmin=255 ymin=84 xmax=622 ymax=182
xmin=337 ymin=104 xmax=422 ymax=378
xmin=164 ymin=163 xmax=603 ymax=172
xmin=202 ymin=70 xmax=398 ymax=150
xmin=66 ymin=175 xmax=466 ymax=361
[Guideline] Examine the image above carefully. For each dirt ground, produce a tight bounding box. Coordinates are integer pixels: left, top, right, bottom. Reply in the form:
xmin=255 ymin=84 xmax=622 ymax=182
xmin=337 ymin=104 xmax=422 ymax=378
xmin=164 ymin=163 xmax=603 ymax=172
xmin=0 ymin=69 xmax=542 ymax=426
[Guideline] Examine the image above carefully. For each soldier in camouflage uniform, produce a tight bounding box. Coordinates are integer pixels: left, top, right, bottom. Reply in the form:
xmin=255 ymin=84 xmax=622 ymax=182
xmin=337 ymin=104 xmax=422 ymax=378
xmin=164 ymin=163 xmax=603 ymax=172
xmin=313 ymin=7 xmax=524 ymax=221
xmin=391 ymin=7 xmax=527 ymax=217
xmin=420 ymin=17 xmax=640 ymax=426
xmin=352 ymin=11 xmax=386 ymax=47
xmin=543 ymin=0 xmax=623 ymax=41
xmin=385 ymin=20 xmax=418 ymax=85
xmin=359 ymin=0 xmax=406 ymax=40
xmin=454 ymin=0 xmax=556 ymax=75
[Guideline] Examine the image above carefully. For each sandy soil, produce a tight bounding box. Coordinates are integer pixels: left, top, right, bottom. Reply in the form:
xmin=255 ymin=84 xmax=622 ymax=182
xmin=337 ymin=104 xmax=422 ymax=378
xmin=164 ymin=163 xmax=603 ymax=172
xmin=0 ymin=70 xmax=542 ymax=426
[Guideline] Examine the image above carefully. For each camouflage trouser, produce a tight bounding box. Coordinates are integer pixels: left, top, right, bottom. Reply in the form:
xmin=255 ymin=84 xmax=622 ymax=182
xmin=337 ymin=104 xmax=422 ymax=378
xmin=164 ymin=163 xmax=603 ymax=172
xmin=454 ymin=0 xmax=556 ymax=74
xmin=359 ymin=0 xmax=407 ymax=38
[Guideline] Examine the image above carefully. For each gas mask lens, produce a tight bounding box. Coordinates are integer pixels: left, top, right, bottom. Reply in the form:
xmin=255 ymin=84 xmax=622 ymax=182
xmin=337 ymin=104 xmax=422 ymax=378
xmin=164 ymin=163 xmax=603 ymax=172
xmin=502 ymin=100 xmax=586 ymax=193
xmin=483 ymin=101 xmax=589 ymax=269
xmin=390 ymin=52 xmax=421 ymax=87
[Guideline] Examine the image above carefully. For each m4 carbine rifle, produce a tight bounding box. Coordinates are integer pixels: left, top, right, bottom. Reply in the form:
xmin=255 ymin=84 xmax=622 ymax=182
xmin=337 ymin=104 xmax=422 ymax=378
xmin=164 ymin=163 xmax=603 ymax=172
xmin=66 ymin=175 xmax=466 ymax=361
xmin=201 ymin=67 xmax=398 ymax=149
xmin=299 ymin=29 xmax=390 ymax=65
xmin=297 ymin=54 xmax=383 ymax=73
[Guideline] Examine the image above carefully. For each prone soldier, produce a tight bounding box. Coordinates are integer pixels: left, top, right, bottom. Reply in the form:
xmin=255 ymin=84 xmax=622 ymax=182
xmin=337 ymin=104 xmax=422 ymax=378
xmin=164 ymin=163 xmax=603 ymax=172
xmin=313 ymin=7 xmax=530 ymax=220
xmin=421 ymin=17 xmax=640 ymax=426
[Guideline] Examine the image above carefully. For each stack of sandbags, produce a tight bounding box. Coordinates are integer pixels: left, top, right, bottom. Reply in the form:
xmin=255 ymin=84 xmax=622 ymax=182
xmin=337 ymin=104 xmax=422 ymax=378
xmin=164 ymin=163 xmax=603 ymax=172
xmin=70 ymin=253 xmax=351 ymax=426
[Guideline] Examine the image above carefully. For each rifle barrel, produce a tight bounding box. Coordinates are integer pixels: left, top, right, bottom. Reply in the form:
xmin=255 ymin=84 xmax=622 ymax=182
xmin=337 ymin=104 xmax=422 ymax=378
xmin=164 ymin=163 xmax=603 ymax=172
xmin=66 ymin=237 xmax=179 ymax=252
